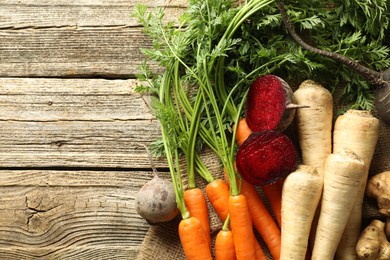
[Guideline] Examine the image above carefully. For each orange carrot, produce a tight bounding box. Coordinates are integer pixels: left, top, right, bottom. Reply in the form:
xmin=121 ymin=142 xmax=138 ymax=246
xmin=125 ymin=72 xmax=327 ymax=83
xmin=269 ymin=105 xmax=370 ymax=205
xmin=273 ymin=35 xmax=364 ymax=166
xmin=224 ymin=166 xmax=281 ymax=259
xmin=241 ymin=179 xmax=281 ymax=260
xmin=229 ymin=194 xmax=264 ymax=260
xmin=184 ymin=188 xmax=211 ymax=246
xmin=178 ymin=216 xmax=212 ymax=260
xmin=215 ymin=228 xmax=236 ymax=260
xmin=262 ymin=177 xmax=284 ymax=227
xmin=234 ymin=118 xmax=253 ymax=146
xmin=205 ymin=179 xmax=230 ymax=222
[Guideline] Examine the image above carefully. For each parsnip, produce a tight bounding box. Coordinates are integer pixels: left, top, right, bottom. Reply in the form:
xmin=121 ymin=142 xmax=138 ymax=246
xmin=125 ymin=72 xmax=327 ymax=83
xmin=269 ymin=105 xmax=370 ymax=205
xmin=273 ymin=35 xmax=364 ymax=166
xmin=333 ymin=109 xmax=380 ymax=259
xmin=280 ymin=165 xmax=323 ymax=260
xmin=294 ymin=80 xmax=333 ymax=252
xmin=312 ymin=149 xmax=366 ymax=259
xmin=294 ymin=80 xmax=333 ymax=176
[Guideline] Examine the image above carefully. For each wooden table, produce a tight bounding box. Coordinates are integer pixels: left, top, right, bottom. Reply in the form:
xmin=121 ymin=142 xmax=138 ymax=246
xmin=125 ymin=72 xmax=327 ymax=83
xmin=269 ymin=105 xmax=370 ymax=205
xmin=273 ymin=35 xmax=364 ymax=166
xmin=0 ymin=0 xmax=185 ymax=258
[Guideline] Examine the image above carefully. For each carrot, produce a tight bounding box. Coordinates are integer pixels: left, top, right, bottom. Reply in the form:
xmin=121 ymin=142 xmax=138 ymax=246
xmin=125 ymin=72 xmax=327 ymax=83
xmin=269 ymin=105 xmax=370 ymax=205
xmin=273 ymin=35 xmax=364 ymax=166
xmin=215 ymin=216 xmax=236 ymax=260
xmin=262 ymin=178 xmax=284 ymax=227
xmin=224 ymin=167 xmax=281 ymax=259
xmin=333 ymin=109 xmax=380 ymax=259
xmin=205 ymin=178 xmax=230 ymax=222
xmin=234 ymin=118 xmax=253 ymax=146
xmin=215 ymin=229 xmax=236 ymax=260
xmin=240 ymin=179 xmax=281 ymax=259
xmin=280 ymin=165 xmax=323 ymax=260
xmin=179 ymin=216 xmax=213 ymax=260
xmin=311 ymin=149 xmax=366 ymax=259
xmin=184 ymin=188 xmax=211 ymax=246
xmin=294 ymin=80 xmax=333 ymax=175
xmin=228 ymin=194 xmax=263 ymax=260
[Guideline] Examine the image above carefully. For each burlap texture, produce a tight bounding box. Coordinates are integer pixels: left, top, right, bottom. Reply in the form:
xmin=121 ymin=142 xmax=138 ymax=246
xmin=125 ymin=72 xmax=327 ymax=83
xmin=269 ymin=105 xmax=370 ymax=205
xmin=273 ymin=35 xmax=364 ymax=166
xmin=137 ymin=109 xmax=390 ymax=260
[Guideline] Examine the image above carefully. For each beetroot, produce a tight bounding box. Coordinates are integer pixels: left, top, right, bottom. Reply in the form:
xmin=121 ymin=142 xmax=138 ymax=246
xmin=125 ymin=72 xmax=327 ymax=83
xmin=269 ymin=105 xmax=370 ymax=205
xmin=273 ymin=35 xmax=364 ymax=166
xmin=236 ymin=131 xmax=297 ymax=186
xmin=245 ymin=74 xmax=296 ymax=132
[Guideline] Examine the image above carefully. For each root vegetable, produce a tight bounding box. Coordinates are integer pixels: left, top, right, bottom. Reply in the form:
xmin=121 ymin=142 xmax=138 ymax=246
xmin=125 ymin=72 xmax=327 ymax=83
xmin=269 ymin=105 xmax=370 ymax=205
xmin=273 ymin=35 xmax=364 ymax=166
xmin=333 ymin=109 xmax=380 ymax=259
xmin=236 ymin=130 xmax=297 ymax=186
xmin=234 ymin=118 xmax=253 ymax=146
xmin=228 ymin=194 xmax=266 ymax=259
xmin=240 ymin=179 xmax=281 ymax=259
xmin=366 ymin=171 xmax=390 ymax=217
xmin=356 ymin=219 xmax=390 ymax=260
xmin=135 ymin=175 xmax=179 ymax=224
xmin=205 ymin=178 xmax=230 ymax=222
xmin=223 ymin=167 xmax=281 ymax=259
xmin=280 ymin=165 xmax=323 ymax=260
xmin=294 ymin=79 xmax=333 ymax=176
xmin=184 ymin=188 xmax=211 ymax=246
xmin=245 ymin=74 xmax=297 ymax=132
xmin=312 ymin=149 xmax=366 ymax=259
xmin=179 ymin=216 xmax=213 ymax=260
xmin=215 ymin=228 xmax=236 ymax=260
xmin=290 ymin=79 xmax=333 ymax=256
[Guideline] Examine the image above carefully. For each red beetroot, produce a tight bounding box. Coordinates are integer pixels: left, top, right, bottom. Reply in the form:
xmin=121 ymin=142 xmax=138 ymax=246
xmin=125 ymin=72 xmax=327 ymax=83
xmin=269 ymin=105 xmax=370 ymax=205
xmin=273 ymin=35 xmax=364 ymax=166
xmin=245 ymin=74 xmax=296 ymax=132
xmin=236 ymin=131 xmax=297 ymax=186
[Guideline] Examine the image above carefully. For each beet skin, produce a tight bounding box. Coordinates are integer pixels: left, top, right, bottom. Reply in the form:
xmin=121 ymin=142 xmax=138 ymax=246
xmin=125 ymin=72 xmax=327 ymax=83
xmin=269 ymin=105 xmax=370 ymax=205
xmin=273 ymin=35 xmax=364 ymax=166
xmin=236 ymin=131 xmax=297 ymax=186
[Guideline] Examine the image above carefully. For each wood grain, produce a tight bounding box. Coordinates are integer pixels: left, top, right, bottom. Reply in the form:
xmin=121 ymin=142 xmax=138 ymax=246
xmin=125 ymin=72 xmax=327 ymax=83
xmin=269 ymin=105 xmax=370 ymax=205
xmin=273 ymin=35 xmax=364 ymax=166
xmin=0 ymin=28 xmax=156 ymax=78
xmin=0 ymin=78 xmax=165 ymax=168
xmin=0 ymin=0 xmax=181 ymax=258
xmin=0 ymin=169 xmax=162 ymax=259
xmin=0 ymin=0 xmax=186 ymax=28
xmin=0 ymin=0 xmax=186 ymax=78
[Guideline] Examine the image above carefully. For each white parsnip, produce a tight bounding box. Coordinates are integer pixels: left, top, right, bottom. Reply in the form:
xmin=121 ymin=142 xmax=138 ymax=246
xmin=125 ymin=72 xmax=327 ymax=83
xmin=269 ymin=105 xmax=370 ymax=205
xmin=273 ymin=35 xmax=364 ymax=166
xmin=294 ymin=80 xmax=333 ymax=176
xmin=294 ymin=80 xmax=333 ymax=252
xmin=312 ymin=149 xmax=366 ymax=259
xmin=280 ymin=165 xmax=323 ymax=260
xmin=333 ymin=109 xmax=380 ymax=259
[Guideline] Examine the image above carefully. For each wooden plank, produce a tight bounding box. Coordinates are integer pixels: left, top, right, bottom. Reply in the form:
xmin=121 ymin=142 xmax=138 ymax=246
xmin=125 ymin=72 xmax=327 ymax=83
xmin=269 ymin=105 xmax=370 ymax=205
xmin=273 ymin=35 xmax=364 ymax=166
xmin=0 ymin=169 xmax=161 ymax=259
xmin=0 ymin=0 xmax=186 ymax=78
xmin=0 ymin=27 xmax=156 ymax=78
xmin=0 ymin=78 xmax=165 ymax=168
xmin=0 ymin=78 xmax=153 ymax=121
xmin=0 ymin=0 xmax=186 ymax=28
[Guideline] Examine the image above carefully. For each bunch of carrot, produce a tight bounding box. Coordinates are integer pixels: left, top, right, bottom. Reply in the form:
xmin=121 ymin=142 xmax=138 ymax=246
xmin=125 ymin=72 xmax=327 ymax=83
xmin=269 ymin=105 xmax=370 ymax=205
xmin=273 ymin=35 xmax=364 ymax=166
xmin=133 ymin=0 xmax=289 ymax=259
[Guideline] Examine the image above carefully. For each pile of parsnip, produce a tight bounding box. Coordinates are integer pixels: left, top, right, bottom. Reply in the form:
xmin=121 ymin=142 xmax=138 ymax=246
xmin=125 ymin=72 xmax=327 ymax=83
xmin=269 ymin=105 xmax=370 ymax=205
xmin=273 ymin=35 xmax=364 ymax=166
xmin=281 ymin=79 xmax=384 ymax=260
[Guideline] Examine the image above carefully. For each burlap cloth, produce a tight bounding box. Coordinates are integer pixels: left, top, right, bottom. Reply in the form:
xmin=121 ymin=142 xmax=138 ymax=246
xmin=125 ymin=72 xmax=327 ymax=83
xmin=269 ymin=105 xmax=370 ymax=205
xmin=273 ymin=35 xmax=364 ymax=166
xmin=137 ymin=107 xmax=390 ymax=260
